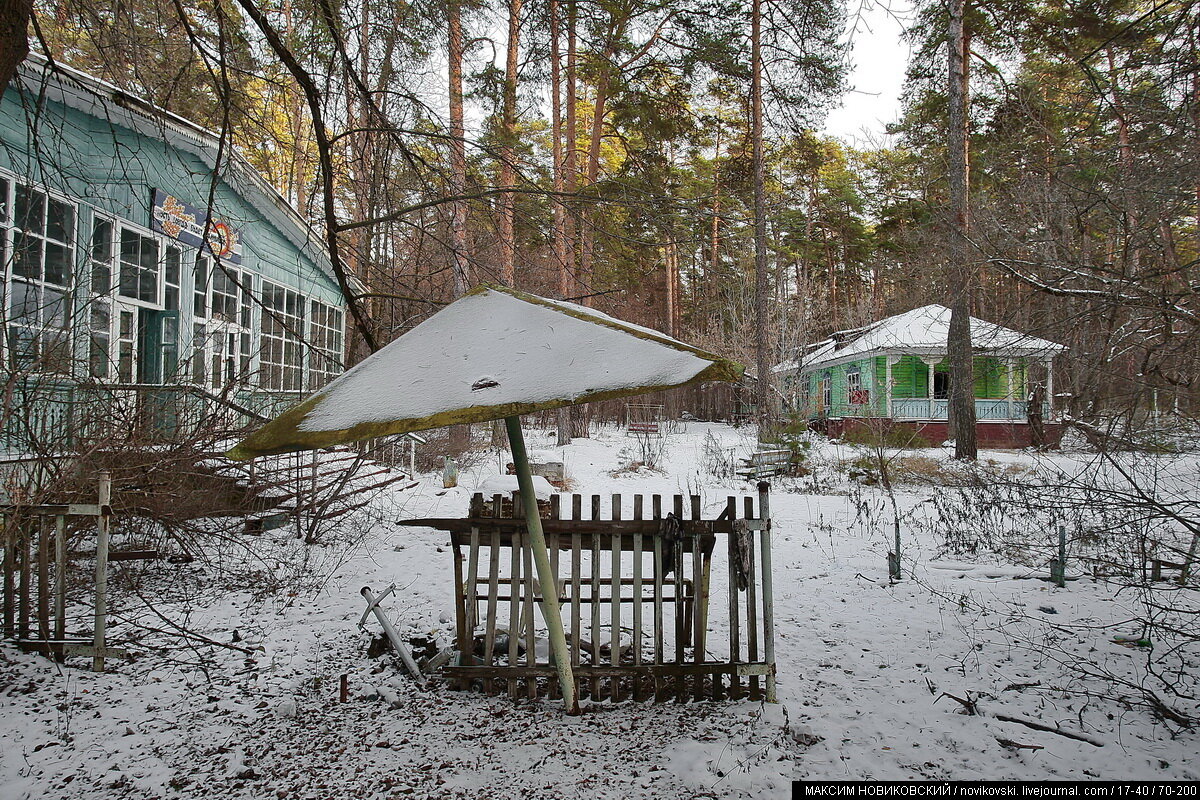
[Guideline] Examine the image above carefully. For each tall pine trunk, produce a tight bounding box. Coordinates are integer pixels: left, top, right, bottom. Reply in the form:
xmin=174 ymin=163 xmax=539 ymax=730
xmin=497 ymin=0 xmax=521 ymax=286
xmin=448 ymin=0 xmax=471 ymax=452
xmin=947 ymin=0 xmax=977 ymax=459
xmin=550 ymin=0 xmax=572 ymax=446
xmin=751 ymin=0 xmax=772 ymax=437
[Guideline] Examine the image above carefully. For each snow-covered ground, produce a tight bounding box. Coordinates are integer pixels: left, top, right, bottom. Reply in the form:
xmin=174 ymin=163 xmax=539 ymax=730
xmin=2 ymin=423 xmax=1197 ymax=798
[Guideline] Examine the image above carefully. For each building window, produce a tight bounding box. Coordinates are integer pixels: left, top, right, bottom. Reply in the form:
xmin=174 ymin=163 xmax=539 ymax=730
xmin=119 ymin=228 xmax=159 ymax=303
xmin=821 ymin=372 xmax=832 ymax=409
xmin=847 ymin=367 xmax=869 ymax=405
xmin=191 ymin=261 xmax=252 ymax=390
xmin=87 ymin=217 xmax=115 ymax=379
xmin=6 ymin=182 xmax=74 ymax=374
xmin=260 ymin=280 xmax=304 ymax=392
xmin=309 ymin=299 xmax=343 ymax=390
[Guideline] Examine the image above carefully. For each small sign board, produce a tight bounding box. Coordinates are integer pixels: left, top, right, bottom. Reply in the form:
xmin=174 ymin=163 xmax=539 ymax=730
xmin=151 ymin=189 xmax=243 ymax=265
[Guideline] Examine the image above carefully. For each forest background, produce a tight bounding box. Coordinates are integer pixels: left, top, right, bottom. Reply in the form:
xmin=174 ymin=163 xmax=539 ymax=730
xmin=5 ymin=0 xmax=1198 ymax=429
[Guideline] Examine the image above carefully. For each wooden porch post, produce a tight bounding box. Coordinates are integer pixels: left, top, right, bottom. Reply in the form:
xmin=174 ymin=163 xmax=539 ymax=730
xmin=885 ymin=356 xmax=896 ymax=418
xmin=923 ymin=357 xmax=937 ymax=418
xmin=1043 ymin=359 xmax=1054 ymax=419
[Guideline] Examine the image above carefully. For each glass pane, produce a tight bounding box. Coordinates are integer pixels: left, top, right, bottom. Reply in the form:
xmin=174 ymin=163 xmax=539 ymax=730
xmin=0 ymin=177 xmax=9 ymax=221
xmin=121 ymin=229 xmax=140 ymax=262
xmin=119 ymin=310 xmax=134 ymax=339
xmin=91 ymin=261 xmax=112 ymax=295
xmin=165 ymin=246 xmax=181 ymax=285
xmin=15 ymin=186 xmax=44 ymax=232
xmin=139 ymin=236 xmax=158 ymax=271
xmin=44 ymin=242 xmax=70 ymax=286
xmin=10 ymin=280 xmax=38 ymax=324
xmin=118 ymin=341 xmax=134 ymax=383
xmin=91 ymin=301 xmax=110 ymax=332
xmin=91 ymin=219 xmax=112 ymax=262
xmin=43 ymin=288 xmax=68 ymax=330
xmin=89 ymin=334 xmax=110 ymax=379
xmin=139 ymin=267 xmax=157 ymax=303
xmin=13 ymin=232 xmax=42 ymax=280
xmin=8 ymin=325 xmax=37 ymax=368
xmin=165 ymin=287 xmax=179 ymax=311
xmin=43 ymin=329 xmax=71 ymax=373
xmin=46 ymin=200 xmax=74 ymax=243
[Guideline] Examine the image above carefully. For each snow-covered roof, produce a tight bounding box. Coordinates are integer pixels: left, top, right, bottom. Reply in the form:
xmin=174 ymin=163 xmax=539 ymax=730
xmin=229 ymin=285 xmax=743 ymax=458
xmin=775 ymin=304 xmax=1065 ymax=375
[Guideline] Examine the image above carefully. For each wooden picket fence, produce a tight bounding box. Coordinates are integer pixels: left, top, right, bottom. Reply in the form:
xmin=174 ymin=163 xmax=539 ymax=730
xmin=405 ymin=486 xmax=776 ymax=703
xmin=1 ymin=472 xmax=125 ymax=669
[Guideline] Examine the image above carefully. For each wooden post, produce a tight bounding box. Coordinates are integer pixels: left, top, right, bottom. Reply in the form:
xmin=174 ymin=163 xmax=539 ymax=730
xmin=757 ymin=482 xmax=777 ymax=703
xmin=632 ymin=494 xmax=644 ymax=701
xmin=37 ymin=516 xmax=50 ymax=641
xmin=504 ymin=416 xmax=578 ymax=714
xmin=590 ymin=494 xmax=602 ymax=700
xmin=744 ymin=496 xmax=760 ymax=700
xmin=18 ymin=522 xmax=30 ymax=642
xmin=54 ymin=514 xmax=66 ymax=643
xmin=94 ymin=470 xmax=112 ymax=672
xmin=726 ymin=496 xmax=741 ymax=700
xmin=2 ymin=514 xmax=13 ymax=639
xmin=570 ymin=494 xmax=582 ymax=673
xmin=610 ymin=494 xmax=622 ymax=701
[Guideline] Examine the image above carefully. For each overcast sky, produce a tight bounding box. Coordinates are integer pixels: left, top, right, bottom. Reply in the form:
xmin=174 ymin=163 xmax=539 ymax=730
xmin=820 ymin=0 xmax=914 ymax=146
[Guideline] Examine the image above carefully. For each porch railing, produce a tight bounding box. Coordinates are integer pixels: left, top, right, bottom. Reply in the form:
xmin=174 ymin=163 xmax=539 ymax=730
xmin=802 ymin=398 xmax=1052 ymax=421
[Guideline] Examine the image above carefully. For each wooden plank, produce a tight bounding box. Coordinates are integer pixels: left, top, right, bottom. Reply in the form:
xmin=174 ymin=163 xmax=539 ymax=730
xmin=523 ymin=528 xmax=536 ymax=700
xmin=672 ymin=495 xmax=685 ymax=702
xmin=570 ymin=496 xmax=582 ymax=674
xmin=589 ymin=494 xmax=601 ymax=700
xmin=466 ymin=527 xmax=481 ymax=641
xmin=745 ymin=495 xmax=760 ymax=701
xmin=482 ymin=527 xmax=501 ymax=695
xmin=445 ymin=662 xmax=775 ymax=680
xmin=692 ymin=506 xmax=705 ymax=701
xmin=416 ymin=517 xmax=735 ymax=537
xmin=611 ymin=494 xmax=622 ymax=702
xmin=37 ymin=517 xmax=50 ymax=641
xmin=53 ymin=515 xmax=66 ymax=644
xmin=2 ymin=515 xmax=14 ymax=639
xmin=727 ymin=496 xmax=741 ymax=700
xmin=632 ymin=495 xmax=644 ymax=701
xmin=652 ymin=494 xmax=664 ymax=701
xmin=451 ymin=540 xmax=468 ymax=689
xmin=18 ymin=524 xmax=30 ymax=642
xmin=547 ymin=518 xmax=561 ymax=700
xmin=507 ymin=533 xmax=521 ymax=698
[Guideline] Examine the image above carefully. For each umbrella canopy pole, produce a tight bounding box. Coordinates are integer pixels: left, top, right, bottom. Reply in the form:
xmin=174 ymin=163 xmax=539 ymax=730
xmin=504 ymin=415 xmax=580 ymax=715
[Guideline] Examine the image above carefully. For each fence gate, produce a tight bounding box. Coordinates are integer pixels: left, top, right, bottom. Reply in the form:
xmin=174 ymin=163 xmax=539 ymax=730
xmin=405 ymin=486 xmax=776 ymax=703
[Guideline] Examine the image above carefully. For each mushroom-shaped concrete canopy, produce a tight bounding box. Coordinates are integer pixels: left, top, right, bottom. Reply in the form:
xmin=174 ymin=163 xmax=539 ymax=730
xmin=227 ymin=285 xmax=742 ymax=460
xmin=227 ymin=285 xmax=742 ymax=716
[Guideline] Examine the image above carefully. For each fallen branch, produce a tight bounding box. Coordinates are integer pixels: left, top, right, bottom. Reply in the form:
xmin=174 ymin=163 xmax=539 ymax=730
xmin=995 ymin=737 xmax=1044 ymax=752
xmin=994 ymin=714 xmax=1105 ymax=747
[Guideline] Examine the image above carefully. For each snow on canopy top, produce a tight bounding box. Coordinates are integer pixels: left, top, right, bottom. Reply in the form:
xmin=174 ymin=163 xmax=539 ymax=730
xmin=227 ymin=286 xmax=742 ymax=459
xmin=774 ymin=304 xmax=1066 ymax=374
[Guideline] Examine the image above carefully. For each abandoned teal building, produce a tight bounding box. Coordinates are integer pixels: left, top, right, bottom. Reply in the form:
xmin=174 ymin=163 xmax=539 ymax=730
xmin=0 ymin=58 xmax=347 ymax=455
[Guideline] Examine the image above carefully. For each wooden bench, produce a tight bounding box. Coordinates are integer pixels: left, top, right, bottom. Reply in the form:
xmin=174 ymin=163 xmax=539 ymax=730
xmin=736 ymin=449 xmax=792 ymax=480
xmin=627 ymin=421 xmax=660 ymax=435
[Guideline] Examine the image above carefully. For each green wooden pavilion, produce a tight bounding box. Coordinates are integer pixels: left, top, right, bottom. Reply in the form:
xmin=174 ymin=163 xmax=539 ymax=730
xmin=775 ymin=305 xmax=1067 ymax=448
